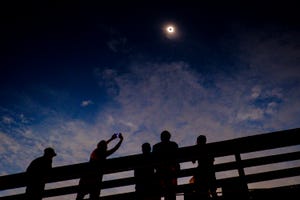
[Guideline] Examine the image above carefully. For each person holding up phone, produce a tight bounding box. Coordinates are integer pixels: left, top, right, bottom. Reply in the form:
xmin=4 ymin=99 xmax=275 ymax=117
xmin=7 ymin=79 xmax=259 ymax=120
xmin=76 ymin=133 xmax=124 ymax=200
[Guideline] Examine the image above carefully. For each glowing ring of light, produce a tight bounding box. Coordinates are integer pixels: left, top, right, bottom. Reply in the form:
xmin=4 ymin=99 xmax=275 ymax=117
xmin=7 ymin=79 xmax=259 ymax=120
xmin=166 ymin=26 xmax=175 ymax=33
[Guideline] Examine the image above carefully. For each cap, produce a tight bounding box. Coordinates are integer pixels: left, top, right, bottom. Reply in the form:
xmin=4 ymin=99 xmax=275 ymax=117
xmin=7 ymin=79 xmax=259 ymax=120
xmin=44 ymin=147 xmax=57 ymax=157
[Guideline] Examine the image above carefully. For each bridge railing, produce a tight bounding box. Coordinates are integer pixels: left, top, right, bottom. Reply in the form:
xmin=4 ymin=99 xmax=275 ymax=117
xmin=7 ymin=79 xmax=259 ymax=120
xmin=0 ymin=128 xmax=300 ymax=199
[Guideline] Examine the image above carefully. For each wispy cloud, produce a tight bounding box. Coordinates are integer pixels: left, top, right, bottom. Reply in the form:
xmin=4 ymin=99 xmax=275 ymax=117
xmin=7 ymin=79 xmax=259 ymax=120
xmin=80 ymin=100 xmax=93 ymax=107
xmin=1 ymin=116 xmax=14 ymax=124
xmin=107 ymin=37 xmax=129 ymax=53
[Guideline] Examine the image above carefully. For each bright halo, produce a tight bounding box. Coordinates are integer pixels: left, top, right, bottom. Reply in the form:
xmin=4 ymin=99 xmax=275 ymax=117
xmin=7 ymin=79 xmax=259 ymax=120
xmin=163 ymin=23 xmax=178 ymax=39
xmin=167 ymin=26 xmax=175 ymax=33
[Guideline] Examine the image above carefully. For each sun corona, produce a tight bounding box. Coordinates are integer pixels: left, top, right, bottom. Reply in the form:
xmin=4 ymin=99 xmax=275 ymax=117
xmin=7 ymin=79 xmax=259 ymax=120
xmin=166 ymin=26 xmax=175 ymax=33
xmin=163 ymin=23 xmax=178 ymax=39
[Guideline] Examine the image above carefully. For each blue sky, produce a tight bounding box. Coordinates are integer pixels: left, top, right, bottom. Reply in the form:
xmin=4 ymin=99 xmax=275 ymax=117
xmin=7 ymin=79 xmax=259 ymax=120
xmin=1 ymin=1 xmax=300 ymax=199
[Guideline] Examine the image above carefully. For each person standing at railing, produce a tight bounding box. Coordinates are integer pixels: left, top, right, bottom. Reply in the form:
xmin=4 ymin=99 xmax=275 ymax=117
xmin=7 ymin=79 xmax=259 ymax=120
xmin=134 ymin=142 xmax=160 ymax=200
xmin=76 ymin=133 xmax=123 ymax=200
xmin=25 ymin=147 xmax=57 ymax=200
xmin=152 ymin=130 xmax=180 ymax=200
xmin=192 ymin=135 xmax=217 ymax=199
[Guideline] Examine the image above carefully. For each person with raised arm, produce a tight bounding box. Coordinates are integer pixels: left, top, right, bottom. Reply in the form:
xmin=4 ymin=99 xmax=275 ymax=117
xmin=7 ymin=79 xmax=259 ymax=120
xmin=76 ymin=133 xmax=124 ymax=200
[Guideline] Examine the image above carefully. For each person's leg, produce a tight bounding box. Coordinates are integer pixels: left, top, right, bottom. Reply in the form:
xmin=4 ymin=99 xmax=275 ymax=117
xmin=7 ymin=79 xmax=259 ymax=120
xmin=75 ymin=192 xmax=85 ymax=200
xmin=76 ymin=177 xmax=89 ymax=200
xmin=165 ymin=180 xmax=176 ymax=200
xmin=76 ymin=183 xmax=87 ymax=199
xmin=165 ymin=192 xmax=176 ymax=200
xmin=76 ymin=187 xmax=87 ymax=200
xmin=90 ymin=193 xmax=99 ymax=200
xmin=195 ymin=185 xmax=210 ymax=200
xmin=89 ymin=185 xmax=101 ymax=200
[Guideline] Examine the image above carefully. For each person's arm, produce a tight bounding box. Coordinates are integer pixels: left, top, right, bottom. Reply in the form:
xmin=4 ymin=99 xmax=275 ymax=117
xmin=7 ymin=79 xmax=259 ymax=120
xmin=106 ymin=133 xmax=123 ymax=157
xmin=192 ymin=145 xmax=198 ymax=164
xmin=106 ymin=133 xmax=118 ymax=144
xmin=175 ymin=142 xmax=180 ymax=171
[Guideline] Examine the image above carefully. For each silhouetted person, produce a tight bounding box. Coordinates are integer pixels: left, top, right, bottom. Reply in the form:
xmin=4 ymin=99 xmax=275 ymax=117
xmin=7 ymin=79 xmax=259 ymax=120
xmin=76 ymin=133 xmax=123 ymax=200
xmin=25 ymin=147 xmax=57 ymax=200
xmin=193 ymin=135 xmax=217 ymax=199
xmin=134 ymin=142 xmax=160 ymax=200
xmin=153 ymin=130 xmax=180 ymax=200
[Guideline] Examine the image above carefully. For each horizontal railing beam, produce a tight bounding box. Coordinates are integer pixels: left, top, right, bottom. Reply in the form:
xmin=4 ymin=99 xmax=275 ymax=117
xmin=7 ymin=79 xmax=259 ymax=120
xmin=0 ymin=128 xmax=299 ymax=199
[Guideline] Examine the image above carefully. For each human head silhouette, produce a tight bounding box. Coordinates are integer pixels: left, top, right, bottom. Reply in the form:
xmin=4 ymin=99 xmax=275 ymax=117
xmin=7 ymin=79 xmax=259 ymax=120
xmin=161 ymin=130 xmax=171 ymax=142
xmin=97 ymin=140 xmax=107 ymax=151
xmin=44 ymin=147 xmax=57 ymax=157
xmin=197 ymin=135 xmax=207 ymax=145
xmin=142 ymin=142 xmax=151 ymax=154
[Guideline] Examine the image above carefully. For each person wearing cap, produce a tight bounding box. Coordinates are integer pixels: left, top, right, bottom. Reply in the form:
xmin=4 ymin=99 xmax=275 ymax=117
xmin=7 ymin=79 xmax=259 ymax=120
xmin=25 ymin=147 xmax=57 ymax=200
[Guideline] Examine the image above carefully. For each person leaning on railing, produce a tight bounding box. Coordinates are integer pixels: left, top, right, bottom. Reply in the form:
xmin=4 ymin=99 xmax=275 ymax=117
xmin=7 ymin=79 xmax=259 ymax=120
xmin=25 ymin=147 xmax=57 ymax=200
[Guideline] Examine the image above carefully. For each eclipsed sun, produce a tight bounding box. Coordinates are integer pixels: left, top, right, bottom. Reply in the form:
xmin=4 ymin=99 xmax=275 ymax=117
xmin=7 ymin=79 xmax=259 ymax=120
xmin=166 ymin=26 xmax=175 ymax=33
xmin=163 ymin=24 xmax=178 ymax=39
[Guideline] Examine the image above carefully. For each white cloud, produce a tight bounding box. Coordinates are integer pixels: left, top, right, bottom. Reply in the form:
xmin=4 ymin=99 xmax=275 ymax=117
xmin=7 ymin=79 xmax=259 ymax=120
xmin=95 ymin=63 xmax=250 ymax=148
xmin=0 ymin=133 xmax=20 ymax=155
xmin=236 ymin=108 xmax=264 ymax=121
xmin=80 ymin=100 xmax=93 ymax=107
xmin=1 ymin=116 xmax=14 ymax=124
xmin=250 ymin=85 xmax=261 ymax=99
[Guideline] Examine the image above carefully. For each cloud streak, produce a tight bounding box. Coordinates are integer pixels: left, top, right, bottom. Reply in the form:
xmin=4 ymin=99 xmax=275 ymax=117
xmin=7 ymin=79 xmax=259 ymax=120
xmin=81 ymin=100 xmax=94 ymax=107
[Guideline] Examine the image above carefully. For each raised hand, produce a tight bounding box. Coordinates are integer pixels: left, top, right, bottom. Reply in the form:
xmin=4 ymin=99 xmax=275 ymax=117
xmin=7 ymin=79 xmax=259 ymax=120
xmin=112 ymin=133 xmax=118 ymax=139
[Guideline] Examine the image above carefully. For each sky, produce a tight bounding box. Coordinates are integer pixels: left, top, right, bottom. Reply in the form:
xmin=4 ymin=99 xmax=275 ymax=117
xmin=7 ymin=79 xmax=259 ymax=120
xmin=1 ymin=1 xmax=300 ymax=199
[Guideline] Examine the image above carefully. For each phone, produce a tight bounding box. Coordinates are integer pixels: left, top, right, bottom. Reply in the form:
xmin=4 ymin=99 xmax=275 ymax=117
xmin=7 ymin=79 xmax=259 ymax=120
xmin=114 ymin=133 xmax=121 ymax=137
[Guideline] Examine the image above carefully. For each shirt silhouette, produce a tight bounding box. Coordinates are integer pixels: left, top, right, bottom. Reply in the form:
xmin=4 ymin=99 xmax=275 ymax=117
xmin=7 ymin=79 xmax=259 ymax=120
xmin=193 ymin=135 xmax=217 ymax=199
xmin=76 ymin=133 xmax=123 ymax=200
xmin=25 ymin=147 xmax=57 ymax=200
xmin=152 ymin=130 xmax=179 ymax=200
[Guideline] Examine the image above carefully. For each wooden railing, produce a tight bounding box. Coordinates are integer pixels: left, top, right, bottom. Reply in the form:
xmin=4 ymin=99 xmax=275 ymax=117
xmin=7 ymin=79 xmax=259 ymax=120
xmin=0 ymin=128 xmax=300 ymax=199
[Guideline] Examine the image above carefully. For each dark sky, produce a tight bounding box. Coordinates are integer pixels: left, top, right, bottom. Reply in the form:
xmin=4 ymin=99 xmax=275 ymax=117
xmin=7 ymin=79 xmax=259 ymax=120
xmin=2 ymin=1 xmax=298 ymax=99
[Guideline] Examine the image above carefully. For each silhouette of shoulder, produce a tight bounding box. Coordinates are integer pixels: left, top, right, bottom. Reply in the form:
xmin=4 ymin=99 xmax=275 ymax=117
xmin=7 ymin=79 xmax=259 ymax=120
xmin=27 ymin=156 xmax=52 ymax=173
xmin=153 ymin=141 xmax=178 ymax=152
